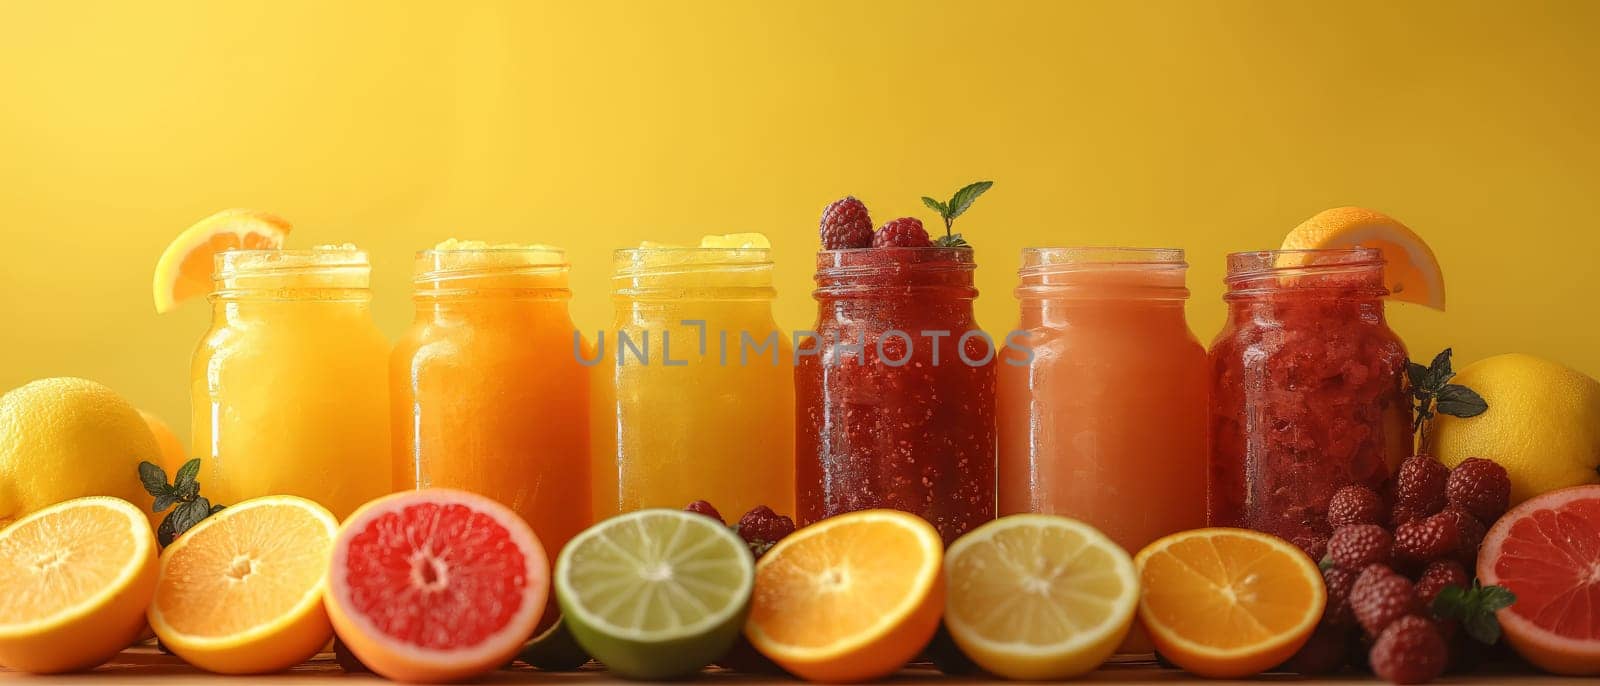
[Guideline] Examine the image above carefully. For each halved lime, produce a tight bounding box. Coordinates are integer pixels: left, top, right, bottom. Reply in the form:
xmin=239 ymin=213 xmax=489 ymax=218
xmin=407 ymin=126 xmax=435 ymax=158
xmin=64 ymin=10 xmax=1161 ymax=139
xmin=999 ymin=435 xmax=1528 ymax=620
xmin=554 ymin=509 xmax=754 ymax=680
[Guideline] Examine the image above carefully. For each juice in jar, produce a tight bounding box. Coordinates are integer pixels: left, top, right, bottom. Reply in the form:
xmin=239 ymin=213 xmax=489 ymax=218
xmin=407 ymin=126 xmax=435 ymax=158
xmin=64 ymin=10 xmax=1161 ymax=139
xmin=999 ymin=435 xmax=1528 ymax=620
xmin=997 ymin=248 xmax=1208 ymax=552
xmin=192 ymin=247 xmax=392 ymax=519
xmin=1209 ymin=249 xmax=1412 ymax=554
xmin=392 ymin=242 xmax=590 ymax=558
xmin=591 ymin=235 xmax=795 ymax=520
xmin=795 ymin=247 xmax=996 ymax=544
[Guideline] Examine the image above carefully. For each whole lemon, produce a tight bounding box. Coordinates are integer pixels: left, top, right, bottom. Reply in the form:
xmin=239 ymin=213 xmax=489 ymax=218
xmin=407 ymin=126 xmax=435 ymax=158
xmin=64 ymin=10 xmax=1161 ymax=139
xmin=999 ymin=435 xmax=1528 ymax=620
xmin=1426 ymin=353 xmax=1600 ymax=505
xmin=0 ymin=378 xmax=162 ymax=528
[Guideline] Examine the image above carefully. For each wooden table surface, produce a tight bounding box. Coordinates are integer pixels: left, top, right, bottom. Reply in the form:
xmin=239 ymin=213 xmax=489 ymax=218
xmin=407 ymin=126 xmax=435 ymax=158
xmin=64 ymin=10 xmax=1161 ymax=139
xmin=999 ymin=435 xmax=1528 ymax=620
xmin=0 ymin=649 xmax=1588 ymax=685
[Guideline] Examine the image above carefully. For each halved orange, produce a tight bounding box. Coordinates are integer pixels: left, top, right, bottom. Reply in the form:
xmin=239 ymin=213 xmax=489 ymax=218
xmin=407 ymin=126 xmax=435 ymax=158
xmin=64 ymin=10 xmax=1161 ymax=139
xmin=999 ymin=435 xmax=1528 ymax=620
xmin=0 ymin=497 xmax=158 ymax=674
xmin=745 ymin=510 xmax=944 ymax=683
xmin=1134 ymin=528 xmax=1325 ymax=679
xmin=152 ymin=209 xmax=291 ymax=313
xmin=148 ymin=495 xmax=337 ymax=674
xmin=1280 ymin=206 xmax=1445 ymax=309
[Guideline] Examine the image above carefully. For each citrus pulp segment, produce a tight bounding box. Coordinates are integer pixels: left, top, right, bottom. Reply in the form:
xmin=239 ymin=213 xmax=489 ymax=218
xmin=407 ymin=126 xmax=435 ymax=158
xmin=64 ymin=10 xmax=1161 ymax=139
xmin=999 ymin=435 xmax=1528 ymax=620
xmin=152 ymin=208 xmax=290 ymax=313
xmin=1134 ymin=527 xmax=1325 ymax=678
xmin=326 ymin=488 xmax=549 ymax=684
xmin=555 ymin=508 xmax=754 ymax=679
xmin=1478 ymin=484 xmax=1600 ymax=675
xmin=149 ymin=495 xmax=337 ymax=674
xmin=944 ymin=514 xmax=1139 ymax=679
xmin=745 ymin=509 xmax=945 ymax=683
xmin=0 ymin=497 xmax=157 ymax=674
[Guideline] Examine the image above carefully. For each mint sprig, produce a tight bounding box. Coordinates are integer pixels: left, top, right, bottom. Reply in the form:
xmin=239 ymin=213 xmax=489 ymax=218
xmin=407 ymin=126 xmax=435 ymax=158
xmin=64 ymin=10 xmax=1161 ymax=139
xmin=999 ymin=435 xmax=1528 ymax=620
xmin=139 ymin=458 xmax=225 ymax=546
xmin=1409 ymin=348 xmax=1488 ymax=444
xmin=921 ymin=180 xmax=993 ymax=247
xmin=1432 ymin=583 xmax=1516 ymax=644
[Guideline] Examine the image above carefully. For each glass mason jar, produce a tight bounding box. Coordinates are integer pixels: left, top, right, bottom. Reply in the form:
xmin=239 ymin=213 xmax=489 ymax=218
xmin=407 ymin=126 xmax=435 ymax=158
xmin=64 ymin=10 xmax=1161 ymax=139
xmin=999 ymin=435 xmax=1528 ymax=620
xmin=192 ymin=247 xmax=392 ymax=520
xmin=1209 ymin=249 xmax=1412 ymax=553
xmin=590 ymin=245 xmax=795 ymax=520
xmin=392 ymin=246 xmax=590 ymax=559
xmin=997 ymin=248 xmax=1208 ymax=554
xmin=795 ymin=248 xmax=997 ymax=544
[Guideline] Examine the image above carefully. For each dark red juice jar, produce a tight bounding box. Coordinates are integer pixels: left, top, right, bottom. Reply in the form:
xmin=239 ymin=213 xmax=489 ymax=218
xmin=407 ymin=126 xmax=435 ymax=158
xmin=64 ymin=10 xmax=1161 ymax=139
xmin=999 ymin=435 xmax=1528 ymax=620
xmin=1208 ymin=249 xmax=1412 ymax=553
xmin=795 ymin=247 xmax=997 ymax=544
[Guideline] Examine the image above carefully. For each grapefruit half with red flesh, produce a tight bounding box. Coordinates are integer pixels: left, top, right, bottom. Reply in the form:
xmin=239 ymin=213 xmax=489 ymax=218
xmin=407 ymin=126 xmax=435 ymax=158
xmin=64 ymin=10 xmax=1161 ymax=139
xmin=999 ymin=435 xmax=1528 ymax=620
xmin=1478 ymin=484 xmax=1600 ymax=675
xmin=326 ymin=489 xmax=549 ymax=683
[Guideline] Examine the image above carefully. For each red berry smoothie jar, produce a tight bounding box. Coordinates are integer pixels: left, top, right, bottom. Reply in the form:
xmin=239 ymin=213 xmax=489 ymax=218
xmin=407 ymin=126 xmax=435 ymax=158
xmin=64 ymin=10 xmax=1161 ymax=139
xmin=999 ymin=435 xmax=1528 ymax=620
xmin=1208 ymin=249 xmax=1412 ymax=553
xmin=795 ymin=247 xmax=997 ymax=544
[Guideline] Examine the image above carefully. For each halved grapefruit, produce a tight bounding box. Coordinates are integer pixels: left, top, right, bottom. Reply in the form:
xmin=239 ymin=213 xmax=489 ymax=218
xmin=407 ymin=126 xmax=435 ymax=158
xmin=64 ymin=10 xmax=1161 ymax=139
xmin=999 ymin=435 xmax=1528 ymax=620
xmin=325 ymin=489 xmax=549 ymax=684
xmin=1478 ymin=484 xmax=1600 ymax=675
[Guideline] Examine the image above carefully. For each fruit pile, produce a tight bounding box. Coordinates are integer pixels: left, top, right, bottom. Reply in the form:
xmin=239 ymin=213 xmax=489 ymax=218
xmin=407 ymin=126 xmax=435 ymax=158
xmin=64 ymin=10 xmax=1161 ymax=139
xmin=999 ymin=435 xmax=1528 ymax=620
xmin=1308 ymin=455 xmax=1514 ymax=683
xmin=818 ymin=181 xmax=991 ymax=249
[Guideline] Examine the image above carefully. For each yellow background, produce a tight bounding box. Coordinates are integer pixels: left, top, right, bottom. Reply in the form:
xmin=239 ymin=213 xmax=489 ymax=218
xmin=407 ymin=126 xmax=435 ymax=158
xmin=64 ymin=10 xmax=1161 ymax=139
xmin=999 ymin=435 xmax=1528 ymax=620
xmin=2 ymin=0 xmax=1598 ymax=436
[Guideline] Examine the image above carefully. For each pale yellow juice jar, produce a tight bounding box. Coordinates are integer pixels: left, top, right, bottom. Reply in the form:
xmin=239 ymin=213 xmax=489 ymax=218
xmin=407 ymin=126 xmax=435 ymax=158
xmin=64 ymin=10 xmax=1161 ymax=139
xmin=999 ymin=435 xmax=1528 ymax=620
xmin=591 ymin=243 xmax=795 ymax=520
xmin=191 ymin=247 xmax=393 ymax=519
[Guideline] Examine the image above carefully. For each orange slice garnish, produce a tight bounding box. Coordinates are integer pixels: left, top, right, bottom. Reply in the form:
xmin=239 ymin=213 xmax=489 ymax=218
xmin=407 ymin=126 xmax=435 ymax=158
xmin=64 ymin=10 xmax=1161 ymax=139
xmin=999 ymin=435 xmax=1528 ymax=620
xmin=152 ymin=209 xmax=291 ymax=313
xmin=1280 ymin=206 xmax=1444 ymax=309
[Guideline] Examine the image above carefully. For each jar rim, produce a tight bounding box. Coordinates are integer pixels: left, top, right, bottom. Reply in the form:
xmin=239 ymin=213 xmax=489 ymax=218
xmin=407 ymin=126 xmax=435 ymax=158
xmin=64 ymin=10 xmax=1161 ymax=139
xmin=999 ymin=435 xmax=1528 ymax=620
xmin=1020 ymin=246 xmax=1186 ymax=270
xmin=1224 ymin=248 xmax=1388 ymax=298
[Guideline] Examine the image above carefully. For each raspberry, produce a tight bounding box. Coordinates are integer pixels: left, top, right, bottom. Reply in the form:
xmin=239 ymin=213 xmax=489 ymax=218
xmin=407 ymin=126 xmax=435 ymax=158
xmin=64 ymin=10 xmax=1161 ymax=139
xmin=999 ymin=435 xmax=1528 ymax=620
xmin=1445 ymin=458 xmax=1511 ymax=524
xmin=872 ymin=217 xmax=931 ymax=248
xmin=683 ymin=500 xmax=724 ymax=524
xmin=819 ymin=196 xmax=873 ymax=250
xmin=1328 ymin=485 xmax=1384 ymax=527
xmin=736 ymin=505 xmax=796 ymax=558
xmin=1370 ymin=615 xmax=1448 ymax=684
xmin=1350 ymin=564 xmax=1418 ymax=636
xmin=1395 ymin=455 xmax=1449 ymax=515
xmin=1322 ymin=565 xmax=1358 ymax=627
xmin=1393 ymin=512 xmax=1461 ymax=563
xmin=1438 ymin=506 xmax=1486 ymax=564
xmin=1414 ymin=559 xmax=1469 ymax=606
xmin=1328 ymin=524 xmax=1393 ymax=569
xmin=1280 ymin=624 xmax=1350 ymax=675
xmin=1389 ymin=504 xmax=1427 ymax=529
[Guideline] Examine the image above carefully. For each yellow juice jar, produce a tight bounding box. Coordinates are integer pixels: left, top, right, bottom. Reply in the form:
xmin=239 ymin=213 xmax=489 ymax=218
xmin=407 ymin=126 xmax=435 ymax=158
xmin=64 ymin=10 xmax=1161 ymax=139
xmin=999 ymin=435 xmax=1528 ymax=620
xmin=591 ymin=239 xmax=795 ymax=520
xmin=392 ymin=243 xmax=591 ymax=558
xmin=191 ymin=247 xmax=392 ymax=519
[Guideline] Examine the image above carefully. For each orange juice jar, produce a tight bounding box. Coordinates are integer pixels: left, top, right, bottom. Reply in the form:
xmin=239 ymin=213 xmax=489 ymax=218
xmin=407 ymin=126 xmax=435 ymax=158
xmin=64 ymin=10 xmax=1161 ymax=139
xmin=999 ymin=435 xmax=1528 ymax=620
xmin=391 ymin=243 xmax=590 ymax=557
xmin=997 ymin=248 xmax=1208 ymax=549
xmin=192 ymin=247 xmax=392 ymax=519
xmin=591 ymin=240 xmax=795 ymax=520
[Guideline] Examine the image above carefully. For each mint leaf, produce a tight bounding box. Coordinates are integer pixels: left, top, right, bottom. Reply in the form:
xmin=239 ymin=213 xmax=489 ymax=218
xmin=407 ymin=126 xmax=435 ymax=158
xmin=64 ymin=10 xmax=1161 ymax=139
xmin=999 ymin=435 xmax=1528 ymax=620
xmin=1432 ymin=583 xmax=1515 ymax=645
xmin=152 ymin=493 xmax=176 ymax=513
xmin=138 ymin=461 xmax=171 ymax=497
xmin=158 ymin=497 xmax=215 ymax=546
xmin=174 ymin=458 xmax=202 ymax=488
xmin=1407 ymin=362 xmax=1431 ymax=396
xmin=1479 ymin=585 xmax=1516 ymax=612
xmin=944 ymin=181 xmax=993 ymax=222
xmin=933 ymin=233 xmax=969 ymax=248
xmin=1436 ymin=384 xmax=1488 ymax=418
xmin=921 ymin=197 xmax=948 ymax=215
xmin=1428 ymin=348 xmax=1455 ymax=386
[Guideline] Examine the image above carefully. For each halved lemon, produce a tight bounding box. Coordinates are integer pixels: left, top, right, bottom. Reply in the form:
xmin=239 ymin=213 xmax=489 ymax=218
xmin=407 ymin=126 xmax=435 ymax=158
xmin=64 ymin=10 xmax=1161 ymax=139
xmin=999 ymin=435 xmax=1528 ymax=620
xmin=152 ymin=209 xmax=291 ymax=313
xmin=944 ymin=515 xmax=1139 ymax=680
xmin=1279 ymin=206 xmax=1444 ymax=309
xmin=745 ymin=509 xmax=944 ymax=683
xmin=1134 ymin=528 xmax=1325 ymax=679
xmin=0 ymin=497 xmax=158 ymax=674
xmin=148 ymin=495 xmax=337 ymax=674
